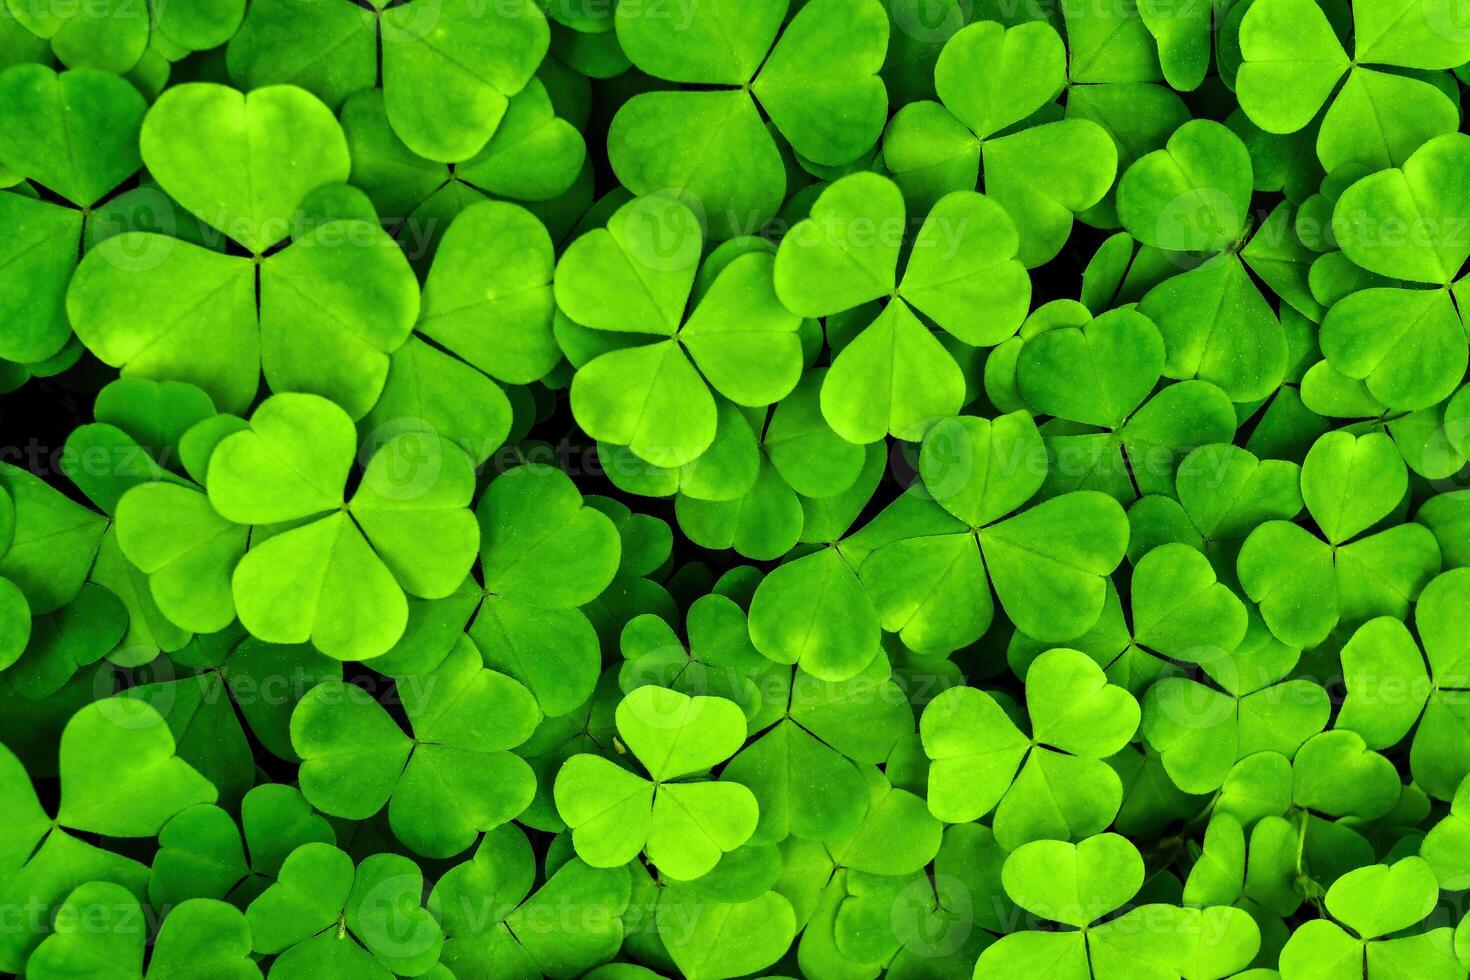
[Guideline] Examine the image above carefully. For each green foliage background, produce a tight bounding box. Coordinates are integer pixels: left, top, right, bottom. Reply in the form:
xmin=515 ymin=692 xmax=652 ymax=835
xmin=0 ymin=0 xmax=1469 ymax=977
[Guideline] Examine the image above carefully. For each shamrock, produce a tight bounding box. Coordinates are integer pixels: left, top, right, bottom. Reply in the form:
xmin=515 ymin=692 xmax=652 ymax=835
xmin=341 ymin=85 xmax=587 ymax=244
xmin=861 ymin=409 xmax=1129 ymax=653
xmin=1238 ymin=0 xmax=1469 ymax=173
xmin=1277 ymin=857 xmax=1460 ymax=980
xmin=365 ymin=200 xmax=563 ymax=465
xmin=655 ymin=867 xmax=797 ymax=980
xmin=1292 ymin=729 xmax=1402 ymax=821
xmin=0 ymin=65 xmax=145 ymax=366
xmin=1117 ymin=119 xmax=1254 ymax=255
xmin=823 ymin=765 xmax=944 ymax=877
xmin=4 ymin=0 xmax=150 ymax=71
xmin=68 ymin=83 xmax=420 ymax=417
xmin=669 ymin=373 xmax=876 ymax=560
xmin=795 ymin=823 xmax=1009 ymax=978
xmin=512 ymin=667 xmax=625 ymax=834
xmin=1244 ymin=809 xmax=1379 ymax=919
xmin=204 ymin=393 xmax=478 ymax=661
xmin=245 ymin=843 xmax=444 ymax=978
xmin=119 ymin=628 xmax=341 ymax=811
xmin=229 ymin=0 xmax=551 ymax=163
xmin=27 ymin=885 xmax=260 ymax=980
xmin=747 ymin=542 xmax=882 ymax=682
xmin=724 ymin=655 xmax=914 ymax=845
xmin=1126 ymin=443 xmax=1303 ymax=576
xmin=291 ymin=637 xmax=540 ymax=857
xmin=618 ymin=593 xmax=776 ymax=720
xmin=1335 ymin=570 xmax=1470 ymax=800
xmin=577 ymin=493 xmax=677 ymax=643
xmin=1142 ymin=624 xmax=1330 ymax=793
xmin=0 ymin=698 xmax=214 ymax=970
xmin=0 ymin=461 xmax=109 ymax=621
xmin=1015 ymin=306 xmax=1238 ymax=502
xmin=1012 ymin=540 xmax=1250 ymax=696
xmin=429 ymin=823 xmax=630 ymax=977
xmin=76 ymin=379 xmax=250 ymax=637
xmin=774 ymin=174 xmax=1032 ymax=442
xmin=361 ymin=462 xmax=621 ymax=717
xmin=0 ymin=583 xmax=123 ymax=700
xmin=467 ymin=462 xmax=622 ymax=714
xmin=57 ymin=379 xmax=248 ymax=660
xmin=1317 ymin=134 xmax=1470 ymax=411
xmin=149 ymin=784 xmax=336 ymax=910
xmin=1134 ymin=0 xmax=1213 ymax=92
xmin=1238 ymin=429 xmax=1441 ymax=649
xmin=596 ymin=397 xmax=766 ymax=506
xmin=1059 ymin=0 xmax=1194 ymax=232
xmin=880 ymin=19 xmax=1119 ymax=265
xmin=1422 ymin=774 xmax=1470 ymax=889
xmin=1120 ymin=121 xmax=1292 ymax=404
xmin=554 ymin=193 xmax=804 ymax=467
xmin=609 ymin=0 xmax=888 ymax=238
xmin=554 ymin=685 xmax=758 ymax=880
xmin=921 ymin=648 xmax=1140 ymax=849
xmin=975 ymin=833 xmax=1261 ymax=979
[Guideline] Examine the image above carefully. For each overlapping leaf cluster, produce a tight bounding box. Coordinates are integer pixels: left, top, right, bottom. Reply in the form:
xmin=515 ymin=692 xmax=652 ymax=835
xmin=3 ymin=0 xmax=1470 ymax=977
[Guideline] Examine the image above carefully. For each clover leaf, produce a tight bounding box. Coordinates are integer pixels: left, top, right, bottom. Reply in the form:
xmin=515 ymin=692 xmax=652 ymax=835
xmin=554 ymin=685 xmax=757 ymax=880
xmin=5 ymin=0 xmax=148 ymax=71
xmin=881 ymin=19 xmax=1118 ymax=265
xmin=0 ymin=461 xmax=109 ymax=618
xmin=1292 ymin=729 xmax=1402 ymax=821
xmin=921 ymin=648 xmax=1140 ymax=848
xmin=976 ymin=833 xmax=1261 ymax=980
xmin=28 ymin=884 xmax=261 ymax=980
xmin=0 ymin=65 xmax=144 ymax=365
xmin=665 ymin=372 xmax=875 ymax=559
xmin=430 ymin=823 xmax=630 ymax=977
xmin=610 ymin=0 xmax=888 ymax=238
xmin=774 ymin=174 xmax=1031 ymax=442
xmin=1278 ymin=857 xmax=1458 ymax=980
xmin=149 ymin=784 xmax=335 ymax=910
xmin=368 ymin=200 xmax=559 ymax=460
xmin=68 ymin=83 xmax=419 ymax=417
xmin=204 ymin=393 xmax=478 ymax=660
xmin=1016 ymin=306 xmax=1238 ymax=501
xmin=379 ymin=0 xmax=551 ymax=162
xmin=1238 ymin=429 xmax=1440 ymax=649
xmin=1117 ymin=119 xmax=1254 ymax=255
xmin=1239 ymin=0 xmax=1467 ymax=172
xmin=656 ymin=875 xmax=797 ymax=980
xmin=724 ymin=655 xmax=914 ymax=844
xmin=341 ymin=83 xmax=587 ymax=248
xmin=618 ymin=593 xmax=775 ymax=720
xmin=748 ymin=543 xmax=883 ymax=681
xmin=120 ymin=630 xmax=341 ymax=810
xmin=1335 ymin=569 xmax=1470 ymax=800
xmin=1127 ymin=443 xmax=1303 ymax=572
xmin=861 ymin=409 xmax=1129 ymax=652
xmin=292 ymin=637 xmax=539 ymax=857
xmin=0 ymin=583 xmax=124 ymax=701
xmin=467 ymin=462 xmax=622 ymax=714
xmin=1014 ymin=542 xmax=1249 ymax=695
xmin=1422 ymin=775 xmax=1470 ymax=889
xmin=0 ymin=697 xmax=218 ymax=970
xmin=554 ymin=194 xmax=804 ymax=467
xmin=799 ymin=822 xmax=1009 ymax=976
xmin=246 ymin=843 xmax=444 ymax=978
xmin=1142 ymin=625 xmax=1330 ymax=793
